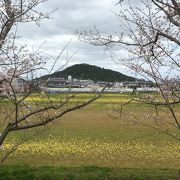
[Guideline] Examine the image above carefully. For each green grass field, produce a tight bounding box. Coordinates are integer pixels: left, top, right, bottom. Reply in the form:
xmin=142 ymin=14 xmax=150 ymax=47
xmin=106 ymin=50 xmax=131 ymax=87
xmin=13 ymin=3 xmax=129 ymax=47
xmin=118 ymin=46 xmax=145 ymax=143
xmin=0 ymin=93 xmax=179 ymax=179
xmin=0 ymin=165 xmax=179 ymax=179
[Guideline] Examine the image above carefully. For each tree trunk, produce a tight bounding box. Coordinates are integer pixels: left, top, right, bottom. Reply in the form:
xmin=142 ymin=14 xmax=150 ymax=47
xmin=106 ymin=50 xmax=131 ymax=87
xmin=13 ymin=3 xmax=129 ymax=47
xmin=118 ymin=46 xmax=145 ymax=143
xmin=0 ymin=123 xmax=12 ymax=147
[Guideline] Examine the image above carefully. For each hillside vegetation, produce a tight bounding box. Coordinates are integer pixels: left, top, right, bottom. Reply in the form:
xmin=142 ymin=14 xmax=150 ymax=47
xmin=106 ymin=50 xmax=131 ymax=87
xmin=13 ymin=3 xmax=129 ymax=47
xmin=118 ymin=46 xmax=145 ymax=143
xmin=46 ymin=64 xmax=135 ymax=82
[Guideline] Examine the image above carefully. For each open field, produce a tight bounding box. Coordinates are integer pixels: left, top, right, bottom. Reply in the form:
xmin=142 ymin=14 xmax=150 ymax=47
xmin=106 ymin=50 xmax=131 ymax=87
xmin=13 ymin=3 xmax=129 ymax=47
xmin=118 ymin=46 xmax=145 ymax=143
xmin=0 ymin=93 xmax=179 ymax=178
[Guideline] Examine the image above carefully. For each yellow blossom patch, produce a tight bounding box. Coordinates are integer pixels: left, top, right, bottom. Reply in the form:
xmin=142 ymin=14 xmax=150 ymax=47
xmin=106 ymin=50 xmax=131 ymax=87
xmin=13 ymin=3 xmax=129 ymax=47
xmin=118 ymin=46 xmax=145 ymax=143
xmin=1 ymin=138 xmax=179 ymax=168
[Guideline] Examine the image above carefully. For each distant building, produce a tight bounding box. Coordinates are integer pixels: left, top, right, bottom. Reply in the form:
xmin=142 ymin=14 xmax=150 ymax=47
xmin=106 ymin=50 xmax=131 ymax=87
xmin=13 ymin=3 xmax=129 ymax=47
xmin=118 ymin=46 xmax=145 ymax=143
xmin=0 ymin=78 xmax=30 ymax=93
xmin=123 ymin=80 xmax=155 ymax=89
xmin=12 ymin=78 xmax=30 ymax=93
xmin=45 ymin=77 xmax=157 ymax=92
xmin=47 ymin=77 xmax=83 ymax=88
xmin=47 ymin=77 xmax=67 ymax=88
xmin=67 ymin=75 xmax=73 ymax=83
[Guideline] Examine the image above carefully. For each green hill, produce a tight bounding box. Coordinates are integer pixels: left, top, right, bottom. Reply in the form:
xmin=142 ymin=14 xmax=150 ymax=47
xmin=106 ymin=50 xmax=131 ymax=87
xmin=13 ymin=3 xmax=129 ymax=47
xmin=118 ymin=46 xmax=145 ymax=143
xmin=45 ymin=64 xmax=136 ymax=82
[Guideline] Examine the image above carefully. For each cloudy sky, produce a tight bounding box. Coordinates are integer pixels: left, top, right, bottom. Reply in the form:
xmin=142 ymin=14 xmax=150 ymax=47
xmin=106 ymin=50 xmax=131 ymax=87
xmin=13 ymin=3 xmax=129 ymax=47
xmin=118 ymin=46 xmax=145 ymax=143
xmin=17 ymin=0 xmax=138 ymax=77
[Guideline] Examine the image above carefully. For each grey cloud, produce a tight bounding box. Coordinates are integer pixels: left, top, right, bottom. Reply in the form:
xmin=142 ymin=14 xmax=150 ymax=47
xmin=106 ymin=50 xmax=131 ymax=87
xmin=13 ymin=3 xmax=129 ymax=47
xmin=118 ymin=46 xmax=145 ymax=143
xmin=17 ymin=0 xmax=142 ymax=77
xmin=18 ymin=0 xmax=121 ymax=38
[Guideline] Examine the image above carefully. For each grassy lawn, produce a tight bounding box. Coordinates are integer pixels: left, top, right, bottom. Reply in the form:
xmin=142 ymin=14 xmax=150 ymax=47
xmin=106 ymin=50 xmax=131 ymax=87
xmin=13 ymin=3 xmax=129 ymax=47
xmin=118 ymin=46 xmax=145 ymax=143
xmin=0 ymin=165 xmax=180 ymax=179
xmin=0 ymin=93 xmax=179 ymax=178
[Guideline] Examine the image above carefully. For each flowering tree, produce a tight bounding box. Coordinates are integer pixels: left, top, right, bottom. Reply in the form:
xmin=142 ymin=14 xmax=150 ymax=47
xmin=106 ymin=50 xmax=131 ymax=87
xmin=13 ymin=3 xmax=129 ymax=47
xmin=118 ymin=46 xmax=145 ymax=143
xmin=78 ymin=0 xmax=180 ymax=140
xmin=0 ymin=0 xmax=105 ymax=162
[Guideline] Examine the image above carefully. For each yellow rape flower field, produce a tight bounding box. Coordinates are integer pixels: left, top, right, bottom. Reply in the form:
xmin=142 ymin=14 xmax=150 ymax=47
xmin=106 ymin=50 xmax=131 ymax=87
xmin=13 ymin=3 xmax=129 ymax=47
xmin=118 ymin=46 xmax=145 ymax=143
xmin=0 ymin=93 xmax=180 ymax=170
xmin=2 ymin=137 xmax=180 ymax=169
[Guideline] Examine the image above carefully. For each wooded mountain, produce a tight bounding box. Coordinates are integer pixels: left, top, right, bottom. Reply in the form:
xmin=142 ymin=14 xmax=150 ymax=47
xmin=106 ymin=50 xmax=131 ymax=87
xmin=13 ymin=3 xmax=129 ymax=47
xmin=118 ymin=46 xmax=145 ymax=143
xmin=46 ymin=64 xmax=136 ymax=82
